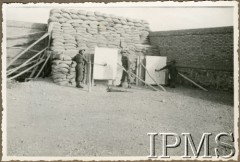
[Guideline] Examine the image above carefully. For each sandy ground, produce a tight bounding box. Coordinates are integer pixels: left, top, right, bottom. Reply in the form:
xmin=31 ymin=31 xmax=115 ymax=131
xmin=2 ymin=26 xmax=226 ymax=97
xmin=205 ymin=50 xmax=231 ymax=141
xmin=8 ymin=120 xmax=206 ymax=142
xmin=6 ymin=78 xmax=234 ymax=157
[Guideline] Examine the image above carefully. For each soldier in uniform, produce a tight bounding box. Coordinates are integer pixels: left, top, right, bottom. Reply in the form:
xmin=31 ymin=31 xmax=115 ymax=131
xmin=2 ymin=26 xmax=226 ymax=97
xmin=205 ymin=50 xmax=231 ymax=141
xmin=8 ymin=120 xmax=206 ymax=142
xmin=72 ymin=49 xmax=87 ymax=88
xmin=117 ymin=50 xmax=131 ymax=88
xmin=155 ymin=60 xmax=178 ymax=88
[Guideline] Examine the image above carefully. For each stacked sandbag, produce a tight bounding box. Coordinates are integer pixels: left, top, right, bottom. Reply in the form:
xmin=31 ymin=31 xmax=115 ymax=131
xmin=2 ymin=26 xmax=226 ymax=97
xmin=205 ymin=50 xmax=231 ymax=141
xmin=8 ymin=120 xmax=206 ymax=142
xmin=48 ymin=9 xmax=158 ymax=85
xmin=51 ymin=54 xmax=76 ymax=86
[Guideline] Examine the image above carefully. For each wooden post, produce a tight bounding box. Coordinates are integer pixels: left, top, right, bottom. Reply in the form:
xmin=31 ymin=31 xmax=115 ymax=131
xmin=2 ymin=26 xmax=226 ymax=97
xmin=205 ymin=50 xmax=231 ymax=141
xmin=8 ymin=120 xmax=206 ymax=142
xmin=7 ymin=47 xmax=47 ymax=76
xmin=7 ymin=33 xmax=49 ymax=69
xmin=138 ymin=56 xmax=144 ymax=86
xmin=178 ymin=72 xmax=208 ymax=92
xmin=88 ymin=55 xmax=92 ymax=92
xmin=7 ymin=60 xmax=36 ymax=74
xmin=8 ymin=59 xmax=45 ymax=80
xmin=118 ymin=63 xmax=159 ymax=92
xmin=34 ymin=53 xmax=51 ymax=79
xmin=29 ymin=51 xmax=46 ymax=78
xmin=29 ymin=32 xmax=51 ymax=79
xmin=140 ymin=62 xmax=166 ymax=92
xmin=136 ymin=56 xmax=140 ymax=86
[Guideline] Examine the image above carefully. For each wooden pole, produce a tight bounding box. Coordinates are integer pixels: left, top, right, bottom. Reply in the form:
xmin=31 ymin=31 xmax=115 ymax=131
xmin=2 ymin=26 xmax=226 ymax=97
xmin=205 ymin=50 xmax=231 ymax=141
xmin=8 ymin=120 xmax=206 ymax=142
xmin=88 ymin=55 xmax=92 ymax=92
xmin=7 ymin=47 xmax=47 ymax=76
xmin=7 ymin=33 xmax=49 ymax=69
xmin=136 ymin=57 xmax=140 ymax=86
xmin=34 ymin=53 xmax=51 ymax=79
xmin=178 ymin=72 xmax=208 ymax=92
xmin=139 ymin=56 xmax=143 ymax=86
xmin=117 ymin=63 xmax=159 ymax=92
xmin=29 ymin=32 xmax=52 ymax=79
xmin=29 ymin=51 xmax=46 ymax=78
xmin=7 ymin=60 xmax=36 ymax=74
xmin=140 ymin=62 xmax=166 ymax=92
xmin=8 ymin=59 xmax=45 ymax=80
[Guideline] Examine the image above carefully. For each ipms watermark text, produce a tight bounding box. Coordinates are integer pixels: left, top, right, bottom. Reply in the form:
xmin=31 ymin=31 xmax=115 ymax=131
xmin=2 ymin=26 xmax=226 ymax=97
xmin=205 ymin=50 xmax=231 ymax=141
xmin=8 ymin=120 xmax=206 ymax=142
xmin=148 ymin=132 xmax=235 ymax=159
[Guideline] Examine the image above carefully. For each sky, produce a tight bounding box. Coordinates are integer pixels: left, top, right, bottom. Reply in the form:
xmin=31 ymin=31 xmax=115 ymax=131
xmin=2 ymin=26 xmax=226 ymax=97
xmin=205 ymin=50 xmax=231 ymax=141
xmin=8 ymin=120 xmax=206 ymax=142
xmin=4 ymin=3 xmax=234 ymax=31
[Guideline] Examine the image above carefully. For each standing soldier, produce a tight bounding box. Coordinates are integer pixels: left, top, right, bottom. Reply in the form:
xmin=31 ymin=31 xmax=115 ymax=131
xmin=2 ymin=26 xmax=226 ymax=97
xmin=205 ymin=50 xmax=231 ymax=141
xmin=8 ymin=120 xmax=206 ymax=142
xmin=117 ymin=50 xmax=131 ymax=88
xmin=72 ymin=49 xmax=87 ymax=88
xmin=155 ymin=60 xmax=178 ymax=88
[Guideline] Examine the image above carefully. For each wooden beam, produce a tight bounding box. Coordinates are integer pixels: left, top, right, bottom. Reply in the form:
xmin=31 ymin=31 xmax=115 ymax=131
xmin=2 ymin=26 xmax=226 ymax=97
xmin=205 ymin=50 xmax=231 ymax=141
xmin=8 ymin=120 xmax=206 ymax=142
xmin=29 ymin=51 xmax=46 ymax=78
xmin=178 ymin=72 xmax=208 ymax=92
xmin=136 ymin=57 xmax=140 ymax=86
xmin=7 ymin=60 xmax=36 ymax=74
xmin=7 ymin=47 xmax=47 ymax=76
xmin=140 ymin=62 xmax=166 ymax=92
xmin=138 ymin=56 xmax=144 ymax=86
xmin=7 ymin=32 xmax=49 ymax=69
xmin=33 ymin=30 xmax=52 ymax=79
xmin=88 ymin=55 xmax=92 ymax=92
xmin=8 ymin=59 xmax=45 ymax=80
xmin=117 ymin=63 xmax=159 ymax=92
xmin=34 ymin=53 xmax=51 ymax=79
xmin=29 ymin=32 xmax=51 ymax=78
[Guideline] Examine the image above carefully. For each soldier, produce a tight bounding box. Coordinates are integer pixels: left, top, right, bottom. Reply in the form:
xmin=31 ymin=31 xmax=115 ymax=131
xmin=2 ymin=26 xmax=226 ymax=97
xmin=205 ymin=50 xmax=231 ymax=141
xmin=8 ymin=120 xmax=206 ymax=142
xmin=72 ymin=49 xmax=87 ymax=88
xmin=155 ymin=60 xmax=178 ymax=88
xmin=117 ymin=50 xmax=131 ymax=88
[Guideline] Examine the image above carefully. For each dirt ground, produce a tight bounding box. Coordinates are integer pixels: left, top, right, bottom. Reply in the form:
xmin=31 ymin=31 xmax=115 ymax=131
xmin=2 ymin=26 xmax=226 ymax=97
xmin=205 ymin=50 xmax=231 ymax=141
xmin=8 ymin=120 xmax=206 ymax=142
xmin=6 ymin=78 xmax=234 ymax=156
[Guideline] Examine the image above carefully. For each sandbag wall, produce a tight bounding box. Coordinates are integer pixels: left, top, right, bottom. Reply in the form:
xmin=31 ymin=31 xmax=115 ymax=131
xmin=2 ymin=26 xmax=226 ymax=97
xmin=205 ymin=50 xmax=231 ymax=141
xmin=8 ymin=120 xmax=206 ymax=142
xmin=48 ymin=9 xmax=156 ymax=86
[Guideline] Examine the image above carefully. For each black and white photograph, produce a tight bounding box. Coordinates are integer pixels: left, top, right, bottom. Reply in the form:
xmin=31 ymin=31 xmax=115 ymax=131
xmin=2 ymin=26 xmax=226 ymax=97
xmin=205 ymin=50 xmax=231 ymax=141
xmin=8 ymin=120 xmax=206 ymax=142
xmin=1 ymin=1 xmax=239 ymax=161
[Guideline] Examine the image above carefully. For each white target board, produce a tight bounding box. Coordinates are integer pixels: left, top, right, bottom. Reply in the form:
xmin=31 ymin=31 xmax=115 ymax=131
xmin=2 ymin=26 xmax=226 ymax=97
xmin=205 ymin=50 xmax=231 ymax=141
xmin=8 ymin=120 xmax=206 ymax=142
xmin=93 ymin=47 xmax=118 ymax=80
xmin=145 ymin=56 xmax=167 ymax=85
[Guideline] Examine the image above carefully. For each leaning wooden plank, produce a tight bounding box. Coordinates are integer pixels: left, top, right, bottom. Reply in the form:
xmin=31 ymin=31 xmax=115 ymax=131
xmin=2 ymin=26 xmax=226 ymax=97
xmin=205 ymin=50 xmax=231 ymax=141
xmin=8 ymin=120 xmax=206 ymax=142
xmin=28 ymin=53 xmax=44 ymax=78
xmin=32 ymin=31 xmax=52 ymax=78
xmin=140 ymin=62 xmax=166 ymax=92
xmin=7 ymin=32 xmax=49 ymax=69
xmin=7 ymin=47 xmax=47 ymax=76
xmin=7 ymin=59 xmax=36 ymax=74
xmin=117 ymin=63 xmax=159 ymax=92
xmin=8 ymin=59 xmax=45 ymax=80
xmin=34 ymin=53 xmax=51 ymax=79
xmin=178 ymin=72 xmax=208 ymax=92
xmin=29 ymin=50 xmax=48 ymax=78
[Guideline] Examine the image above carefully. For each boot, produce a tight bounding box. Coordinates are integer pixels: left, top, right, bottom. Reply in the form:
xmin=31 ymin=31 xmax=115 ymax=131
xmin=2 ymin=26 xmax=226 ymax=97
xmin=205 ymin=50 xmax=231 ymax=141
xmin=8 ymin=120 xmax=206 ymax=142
xmin=116 ymin=83 xmax=122 ymax=87
xmin=76 ymin=83 xmax=83 ymax=88
xmin=77 ymin=85 xmax=83 ymax=88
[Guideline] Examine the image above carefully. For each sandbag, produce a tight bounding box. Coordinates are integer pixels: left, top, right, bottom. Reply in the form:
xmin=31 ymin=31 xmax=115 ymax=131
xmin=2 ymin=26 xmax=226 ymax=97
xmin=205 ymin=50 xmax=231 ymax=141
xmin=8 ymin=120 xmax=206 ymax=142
xmin=62 ymin=13 xmax=72 ymax=19
xmin=49 ymin=8 xmax=152 ymax=86
xmin=52 ymin=60 xmax=72 ymax=65
xmin=52 ymin=67 xmax=69 ymax=73
xmin=52 ymin=63 xmax=69 ymax=69
xmin=58 ymin=18 xmax=68 ymax=23
xmin=50 ymin=9 xmax=62 ymax=14
xmin=71 ymin=14 xmax=79 ymax=19
xmin=78 ymin=10 xmax=87 ymax=15
xmin=67 ymin=74 xmax=75 ymax=79
xmin=52 ymin=73 xmax=67 ymax=79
